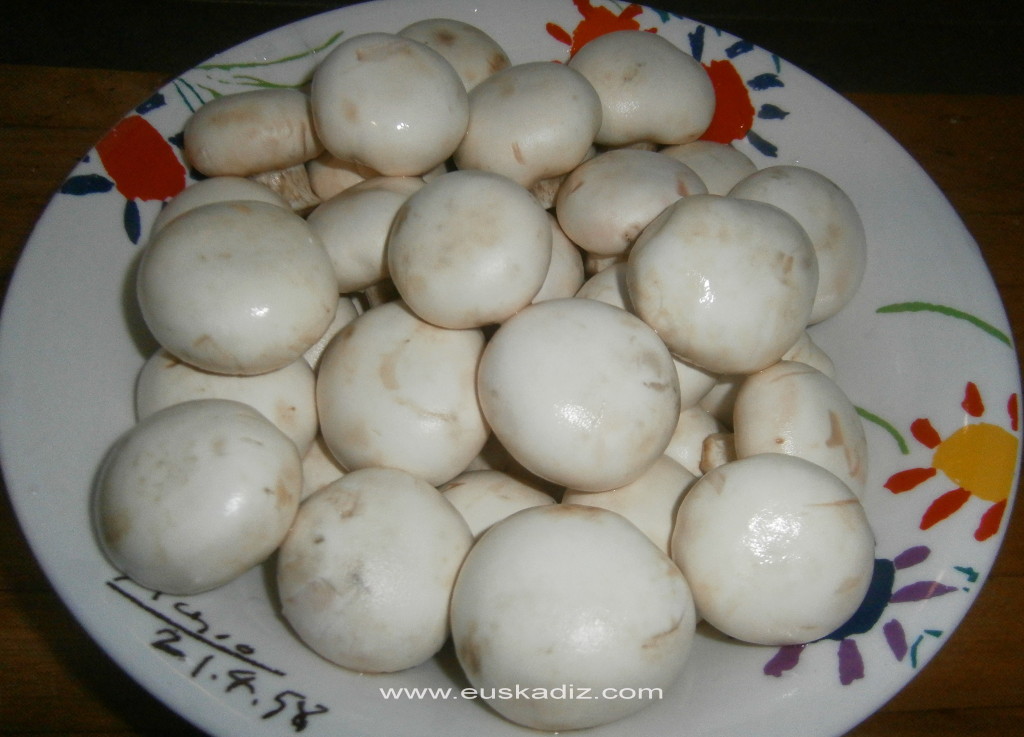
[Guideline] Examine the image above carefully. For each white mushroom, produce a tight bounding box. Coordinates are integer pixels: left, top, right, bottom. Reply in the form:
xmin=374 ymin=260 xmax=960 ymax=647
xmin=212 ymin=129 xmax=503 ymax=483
xmin=530 ymin=214 xmax=586 ymax=304
xmin=183 ymin=88 xmax=323 ymax=177
xmin=277 ymin=467 xmax=473 ymax=673
xmin=398 ymin=18 xmax=511 ymax=91
xmin=150 ymin=176 xmax=289 ymax=236
xmin=305 ymin=150 xmax=377 ymax=200
xmin=574 ymin=261 xmax=633 ymax=310
xmin=453 ymin=61 xmax=602 ymax=189
xmin=627 ymin=194 xmax=819 ymax=375
xmin=660 ymin=140 xmax=757 ymax=196
xmin=699 ymin=432 xmax=737 ymax=473
xmin=440 ymin=469 xmax=555 ymax=538
xmin=387 ymin=169 xmax=552 ymax=329
xmin=310 ymin=32 xmax=469 ymax=176
xmin=136 ymin=200 xmax=339 ymax=375
xmin=450 ymin=503 xmax=696 ymax=731
xmin=554 ymin=148 xmax=707 ymax=257
xmin=782 ymin=330 xmax=837 ymax=378
xmin=562 ymin=455 xmax=696 ymax=554
xmin=300 ymin=434 xmax=346 ymax=501
xmin=94 ymin=398 xmax=302 ymax=595
xmin=730 ymin=165 xmax=867 ymax=324
xmin=301 ymin=296 xmax=361 ymax=371
xmin=306 ymin=176 xmax=425 ymax=294
xmin=567 ymin=30 xmax=715 ymax=147
xmin=732 ymin=360 xmax=869 ymax=498
xmin=664 ymin=404 xmax=728 ymax=477
xmin=477 ymin=297 xmax=680 ymax=491
xmin=135 ymin=347 xmax=318 ymax=456
xmin=671 ymin=453 xmax=875 ymax=645
xmin=316 ymin=301 xmax=488 ymax=486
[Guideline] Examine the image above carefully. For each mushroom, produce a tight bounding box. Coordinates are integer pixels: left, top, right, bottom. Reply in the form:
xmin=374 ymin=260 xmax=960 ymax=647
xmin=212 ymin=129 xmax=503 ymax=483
xmin=306 ymin=176 xmax=426 ymax=294
xmin=301 ymin=296 xmax=361 ymax=371
xmin=782 ymin=330 xmax=837 ymax=378
xmin=277 ymin=467 xmax=473 ymax=673
xmin=477 ymin=297 xmax=680 ymax=491
xmin=562 ymin=455 xmax=696 ymax=554
xmin=150 ymin=176 xmax=289 ymax=236
xmin=397 ymin=17 xmax=511 ymax=91
xmin=730 ymin=165 xmax=867 ymax=324
xmin=660 ymin=140 xmax=757 ymax=196
xmin=183 ymin=88 xmax=323 ymax=177
xmin=450 ymin=503 xmax=696 ymax=731
xmin=567 ymin=30 xmax=715 ymax=147
xmin=310 ymin=32 xmax=469 ymax=176
xmin=135 ymin=347 xmax=319 ymax=456
xmin=136 ymin=200 xmax=339 ymax=375
xmin=299 ymin=434 xmax=346 ymax=501
xmin=671 ymin=453 xmax=875 ymax=645
xmin=305 ymin=150 xmax=378 ymax=201
xmin=664 ymin=405 xmax=728 ymax=477
xmin=440 ymin=469 xmax=555 ymax=538
xmin=626 ymin=194 xmax=819 ymax=375
xmin=731 ymin=360 xmax=869 ymax=498
xmin=699 ymin=432 xmax=737 ymax=473
xmin=530 ymin=214 xmax=586 ymax=304
xmin=387 ymin=169 xmax=553 ymax=329
xmin=453 ymin=60 xmax=602 ymax=189
xmin=574 ymin=261 xmax=633 ymax=310
xmin=554 ymin=148 xmax=707 ymax=258
xmin=93 ymin=398 xmax=302 ymax=595
xmin=316 ymin=301 xmax=489 ymax=486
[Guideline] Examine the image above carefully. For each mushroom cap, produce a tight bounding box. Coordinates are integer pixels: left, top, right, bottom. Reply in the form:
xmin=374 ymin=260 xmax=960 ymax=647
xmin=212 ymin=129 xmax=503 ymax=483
xmin=94 ymin=399 xmax=302 ymax=595
xmin=387 ymin=169 xmax=553 ymax=329
xmin=730 ymin=165 xmax=867 ymax=324
xmin=150 ymin=176 xmax=290 ymax=236
xmin=671 ymin=453 xmax=875 ymax=645
xmin=531 ymin=214 xmax=586 ymax=303
xmin=660 ymin=140 xmax=758 ymax=196
xmin=299 ymin=434 xmax=346 ymax=501
xmin=306 ymin=176 xmax=424 ymax=293
xmin=450 ymin=503 xmax=696 ymax=731
xmin=184 ymin=88 xmax=323 ymax=177
xmin=732 ymin=360 xmax=869 ymax=497
xmin=135 ymin=348 xmax=318 ymax=456
xmin=568 ymin=30 xmax=715 ymax=147
xmin=310 ymin=32 xmax=469 ymax=176
xmin=316 ymin=301 xmax=488 ymax=486
xmin=277 ymin=467 xmax=473 ymax=673
xmin=440 ymin=469 xmax=555 ymax=538
xmin=302 ymin=296 xmax=361 ymax=371
xmin=453 ymin=60 xmax=602 ymax=188
xmin=663 ymin=405 xmax=728 ymax=476
xmin=574 ymin=261 xmax=633 ymax=310
xmin=477 ymin=297 xmax=680 ymax=491
xmin=555 ymin=148 xmax=707 ymax=257
xmin=563 ymin=454 xmax=696 ymax=554
xmin=136 ymin=200 xmax=339 ymax=375
xmin=627 ymin=194 xmax=819 ymax=375
xmin=398 ymin=17 xmax=511 ymax=91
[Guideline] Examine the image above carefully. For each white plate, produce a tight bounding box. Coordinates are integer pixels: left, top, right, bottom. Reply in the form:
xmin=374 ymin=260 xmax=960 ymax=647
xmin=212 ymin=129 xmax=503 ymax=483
xmin=1 ymin=1 xmax=1020 ymax=736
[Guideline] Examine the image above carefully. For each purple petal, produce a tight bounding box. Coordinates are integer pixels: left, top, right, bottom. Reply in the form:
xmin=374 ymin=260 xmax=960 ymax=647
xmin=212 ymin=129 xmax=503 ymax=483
xmin=838 ymin=639 xmax=864 ymax=685
xmin=890 ymin=580 xmax=959 ymax=602
xmin=883 ymin=619 xmax=908 ymax=661
xmin=893 ymin=545 xmax=930 ymax=570
xmin=764 ymin=644 xmax=804 ymax=677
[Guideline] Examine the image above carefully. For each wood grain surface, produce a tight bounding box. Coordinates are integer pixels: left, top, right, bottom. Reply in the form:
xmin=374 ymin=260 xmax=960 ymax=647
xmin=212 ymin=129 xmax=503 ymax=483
xmin=1 ymin=5 xmax=1022 ymax=735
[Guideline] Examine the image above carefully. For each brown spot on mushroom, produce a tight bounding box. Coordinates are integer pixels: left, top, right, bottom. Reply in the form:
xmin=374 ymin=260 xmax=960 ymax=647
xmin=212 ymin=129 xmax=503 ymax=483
xmin=826 ymin=411 xmax=845 ymax=448
xmin=641 ymin=616 xmax=682 ymax=650
xmin=457 ymin=623 xmax=483 ymax=678
xmin=488 ymin=51 xmax=510 ymax=75
xmin=511 ymin=142 xmax=526 ymax=165
xmin=343 ymin=99 xmax=360 ymax=124
xmin=432 ymin=29 xmax=458 ymax=47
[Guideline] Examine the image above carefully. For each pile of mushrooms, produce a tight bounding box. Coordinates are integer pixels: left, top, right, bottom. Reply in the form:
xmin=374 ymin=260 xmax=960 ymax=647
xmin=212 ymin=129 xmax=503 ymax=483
xmin=92 ymin=17 xmax=874 ymax=732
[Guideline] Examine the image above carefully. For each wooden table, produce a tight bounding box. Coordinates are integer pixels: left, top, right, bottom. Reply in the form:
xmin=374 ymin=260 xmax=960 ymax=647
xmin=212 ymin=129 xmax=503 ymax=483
xmin=1 ymin=57 xmax=1023 ymax=737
